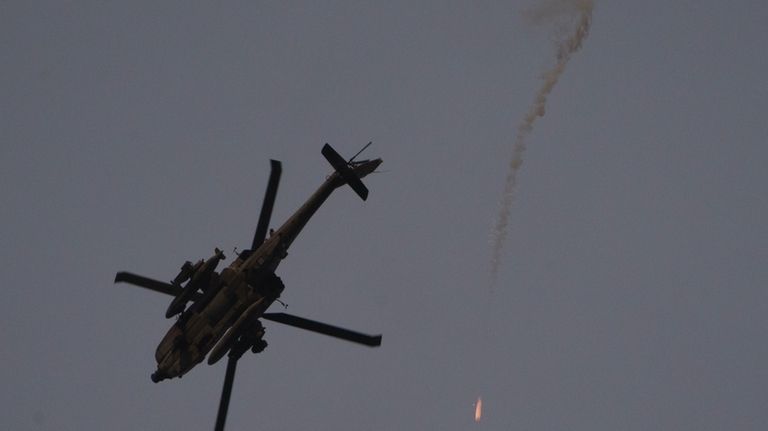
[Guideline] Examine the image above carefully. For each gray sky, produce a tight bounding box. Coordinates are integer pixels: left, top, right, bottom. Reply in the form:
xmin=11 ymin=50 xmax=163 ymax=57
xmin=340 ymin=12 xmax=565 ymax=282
xmin=2 ymin=1 xmax=768 ymax=430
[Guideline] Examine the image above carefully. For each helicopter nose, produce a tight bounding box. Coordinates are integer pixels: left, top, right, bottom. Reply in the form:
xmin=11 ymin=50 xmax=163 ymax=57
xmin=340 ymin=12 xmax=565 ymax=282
xmin=151 ymin=370 xmax=168 ymax=383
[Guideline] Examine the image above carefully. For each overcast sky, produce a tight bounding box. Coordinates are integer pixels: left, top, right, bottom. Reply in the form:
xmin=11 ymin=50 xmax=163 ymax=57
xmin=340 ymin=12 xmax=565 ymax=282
xmin=2 ymin=1 xmax=768 ymax=430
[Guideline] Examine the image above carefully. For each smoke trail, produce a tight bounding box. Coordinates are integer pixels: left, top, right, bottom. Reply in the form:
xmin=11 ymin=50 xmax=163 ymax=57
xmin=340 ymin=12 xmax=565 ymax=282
xmin=490 ymin=1 xmax=593 ymax=280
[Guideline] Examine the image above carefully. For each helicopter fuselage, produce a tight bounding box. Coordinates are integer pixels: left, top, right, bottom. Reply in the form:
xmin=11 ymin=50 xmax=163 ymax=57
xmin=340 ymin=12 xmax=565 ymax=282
xmin=151 ymin=160 xmax=381 ymax=382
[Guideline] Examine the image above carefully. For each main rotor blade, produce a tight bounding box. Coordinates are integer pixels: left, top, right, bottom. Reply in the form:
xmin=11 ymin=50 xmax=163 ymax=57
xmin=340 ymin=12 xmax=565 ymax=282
xmin=251 ymin=160 xmax=282 ymax=249
xmin=214 ymin=355 xmax=239 ymax=431
xmin=262 ymin=312 xmax=382 ymax=347
xmin=114 ymin=272 xmax=182 ymax=297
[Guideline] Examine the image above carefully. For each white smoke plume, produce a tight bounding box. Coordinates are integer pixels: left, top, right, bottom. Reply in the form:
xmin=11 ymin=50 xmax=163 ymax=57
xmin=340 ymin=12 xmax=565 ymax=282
xmin=490 ymin=0 xmax=593 ymax=280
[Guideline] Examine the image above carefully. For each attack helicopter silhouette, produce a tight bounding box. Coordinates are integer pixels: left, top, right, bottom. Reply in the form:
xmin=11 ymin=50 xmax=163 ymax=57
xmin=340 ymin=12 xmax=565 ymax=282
xmin=115 ymin=143 xmax=382 ymax=431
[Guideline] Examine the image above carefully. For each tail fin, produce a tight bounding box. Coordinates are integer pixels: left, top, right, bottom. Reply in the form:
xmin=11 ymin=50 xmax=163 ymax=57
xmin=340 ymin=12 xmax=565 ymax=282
xmin=322 ymin=143 xmax=370 ymax=200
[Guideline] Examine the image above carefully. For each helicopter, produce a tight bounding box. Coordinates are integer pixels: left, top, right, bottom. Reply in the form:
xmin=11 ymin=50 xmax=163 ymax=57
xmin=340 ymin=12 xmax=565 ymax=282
xmin=114 ymin=143 xmax=382 ymax=431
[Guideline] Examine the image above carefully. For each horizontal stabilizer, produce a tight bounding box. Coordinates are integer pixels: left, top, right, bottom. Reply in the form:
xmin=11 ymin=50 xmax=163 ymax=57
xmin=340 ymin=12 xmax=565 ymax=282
xmin=263 ymin=312 xmax=382 ymax=347
xmin=322 ymin=144 xmax=369 ymax=200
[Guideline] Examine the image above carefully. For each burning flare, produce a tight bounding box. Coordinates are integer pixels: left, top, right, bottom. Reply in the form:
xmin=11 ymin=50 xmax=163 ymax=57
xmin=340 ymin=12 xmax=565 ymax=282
xmin=474 ymin=396 xmax=483 ymax=422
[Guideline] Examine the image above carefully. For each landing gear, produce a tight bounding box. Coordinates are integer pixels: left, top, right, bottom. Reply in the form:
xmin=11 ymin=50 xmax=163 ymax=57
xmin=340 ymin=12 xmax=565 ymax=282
xmin=229 ymin=321 xmax=267 ymax=360
xmin=251 ymin=339 xmax=268 ymax=354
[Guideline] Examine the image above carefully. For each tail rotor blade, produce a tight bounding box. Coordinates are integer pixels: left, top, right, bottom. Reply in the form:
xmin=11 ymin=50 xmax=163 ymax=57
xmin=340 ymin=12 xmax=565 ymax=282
xmin=348 ymin=141 xmax=372 ymax=163
xmin=251 ymin=160 xmax=282 ymax=249
xmin=322 ymin=144 xmax=369 ymax=201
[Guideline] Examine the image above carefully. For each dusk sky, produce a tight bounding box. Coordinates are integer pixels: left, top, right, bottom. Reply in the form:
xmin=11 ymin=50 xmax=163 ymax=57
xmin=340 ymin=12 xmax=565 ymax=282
xmin=2 ymin=2 xmax=767 ymax=430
